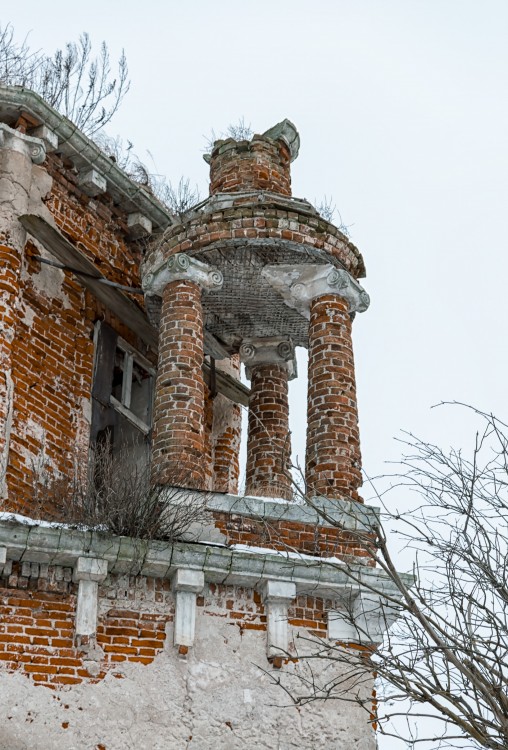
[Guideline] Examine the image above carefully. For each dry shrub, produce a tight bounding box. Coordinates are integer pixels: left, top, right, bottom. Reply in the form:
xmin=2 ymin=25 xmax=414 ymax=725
xmin=28 ymin=440 xmax=210 ymax=542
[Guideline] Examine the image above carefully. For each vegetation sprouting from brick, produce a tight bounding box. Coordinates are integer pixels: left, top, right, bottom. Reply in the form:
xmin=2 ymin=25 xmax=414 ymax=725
xmin=316 ymin=196 xmax=353 ymax=238
xmin=203 ymin=117 xmax=254 ymax=154
xmin=0 ymin=24 xmax=129 ymax=135
xmin=92 ymin=135 xmax=202 ymax=217
xmin=28 ymin=438 xmax=210 ymax=543
xmin=0 ymin=23 xmax=201 ymax=217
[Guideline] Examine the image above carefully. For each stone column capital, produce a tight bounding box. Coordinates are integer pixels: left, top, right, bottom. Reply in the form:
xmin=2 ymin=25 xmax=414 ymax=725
xmin=262 ymin=263 xmax=370 ymax=317
xmin=239 ymin=336 xmax=297 ymax=380
xmin=142 ymin=252 xmax=223 ymax=297
xmin=0 ymin=123 xmax=46 ymax=165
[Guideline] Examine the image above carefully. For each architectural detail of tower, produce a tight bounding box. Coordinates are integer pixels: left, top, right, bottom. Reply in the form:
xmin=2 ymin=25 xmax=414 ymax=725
xmin=142 ymin=119 xmax=370 ymax=502
xmin=0 ymin=88 xmax=406 ymax=750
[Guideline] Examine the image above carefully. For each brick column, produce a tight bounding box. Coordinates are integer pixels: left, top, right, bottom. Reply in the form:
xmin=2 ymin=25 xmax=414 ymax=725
xmin=143 ymin=253 xmax=223 ymax=490
xmin=0 ymin=125 xmax=45 ymax=499
xmin=152 ymin=279 xmax=206 ymax=488
xmin=305 ymin=294 xmax=362 ymax=500
xmin=212 ymin=355 xmax=242 ymax=494
xmin=241 ymin=338 xmax=296 ymax=500
xmin=258 ymin=264 xmax=369 ymax=501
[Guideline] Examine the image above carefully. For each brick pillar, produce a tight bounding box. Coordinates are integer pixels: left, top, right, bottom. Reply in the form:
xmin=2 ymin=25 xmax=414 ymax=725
xmin=305 ymin=294 xmax=362 ymax=500
xmin=152 ymin=280 xmax=207 ymax=489
xmin=144 ymin=253 xmax=223 ymax=490
xmin=212 ymin=355 xmax=242 ymax=494
xmin=0 ymin=125 xmax=45 ymax=499
xmin=245 ymin=363 xmax=292 ymax=500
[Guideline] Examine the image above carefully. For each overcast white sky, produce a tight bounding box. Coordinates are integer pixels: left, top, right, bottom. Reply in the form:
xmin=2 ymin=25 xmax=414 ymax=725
xmin=4 ymin=2 xmax=507 ymax=744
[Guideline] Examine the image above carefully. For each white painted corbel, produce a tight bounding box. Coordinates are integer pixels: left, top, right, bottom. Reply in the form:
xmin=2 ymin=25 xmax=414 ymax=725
xmin=31 ymin=124 xmax=58 ymax=153
xmin=127 ymin=212 xmax=152 ymax=238
xmin=263 ymin=580 xmax=296 ymax=659
xmin=78 ymin=168 xmax=107 ymax=196
xmin=172 ymin=568 xmax=205 ymax=651
xmin=73 ymin=557 xmax=108 ymax=640
xmin=328 ymin=591 xmax=400 ymax=645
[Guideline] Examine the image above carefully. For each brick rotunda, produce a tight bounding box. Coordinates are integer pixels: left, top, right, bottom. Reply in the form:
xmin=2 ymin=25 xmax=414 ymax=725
xmin=142 ymin=119 xmax=370 ymax=503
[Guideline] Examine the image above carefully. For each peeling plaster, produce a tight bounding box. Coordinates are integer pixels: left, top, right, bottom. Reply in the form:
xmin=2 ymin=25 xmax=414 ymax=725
xmin=0 ymin=619 xmax=376 ymax=750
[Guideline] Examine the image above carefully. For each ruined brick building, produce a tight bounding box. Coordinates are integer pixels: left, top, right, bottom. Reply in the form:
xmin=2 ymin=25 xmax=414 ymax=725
xmin=0 ymin=85 xmax=403 ymax=748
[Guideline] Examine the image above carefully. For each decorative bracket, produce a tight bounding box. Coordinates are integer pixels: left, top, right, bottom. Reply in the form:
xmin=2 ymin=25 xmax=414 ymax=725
xmin=263 ymin=580 xmax=296 ymax=659
xmin=172 ymin=568 xmax=205 ymax=652
xmin=78 ymin=168 xmax=107 ymax=197
xmin=127 ymin=212 xmax=152 ymax=239
xmin=142 ymin=253 xmax=223 ymax=298
xmin=239 ymin=336 xmax=297 ymax=380
xmin=73 ymin=557 xmax=108 ymax=641
xmin=328 ymin=591 xmax=400 ymax=645
xmin=0 ymin=123 xmax=46 ymax=165
xmin=261 ymin=263 xmax=370 ymax=318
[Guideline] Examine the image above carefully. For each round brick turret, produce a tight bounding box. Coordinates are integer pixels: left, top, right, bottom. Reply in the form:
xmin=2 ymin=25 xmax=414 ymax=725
xmin=209 ymin=137 xmax=292 ymax=196
xmin=207 ymin=119 xmax=300 ymax=197
xmin=143 ymin=118 xmax=370 ymax=506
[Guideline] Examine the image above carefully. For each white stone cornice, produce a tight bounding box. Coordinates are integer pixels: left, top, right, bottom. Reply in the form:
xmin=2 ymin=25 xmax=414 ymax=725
xmin=142 ymin=252 xmax=223 ymax=297
xmin=239 ymin=336 xmax=297 ymax=380
xmin=261 ymin=263 xmax=370 ymax=318
xmin=0 ymin=123 xmax=46 ymax=165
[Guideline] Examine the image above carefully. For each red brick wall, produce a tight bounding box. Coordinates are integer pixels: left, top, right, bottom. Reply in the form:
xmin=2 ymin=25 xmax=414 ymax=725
xmin=209 ymin=136 xmax=292 ymax=196
xmin=0 ymin=564 xmax=172 ymax=688
xmin=212 ymin=356 xmax=241 ymax=495
xmin=4 ymin=154 xmax=154 ymax=514
xmin=212 ymin=511 xmax=375 ymax=564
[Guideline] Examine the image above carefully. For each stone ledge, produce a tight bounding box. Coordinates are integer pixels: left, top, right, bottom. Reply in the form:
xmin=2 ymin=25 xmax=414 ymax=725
xmin=205 ymin=491 xmax=379 ymax=532
xmin=0 ymin=518 xmax=407 ymax=600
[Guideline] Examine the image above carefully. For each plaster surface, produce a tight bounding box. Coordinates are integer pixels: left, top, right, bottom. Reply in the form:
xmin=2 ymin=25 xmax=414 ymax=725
xmin=0 ymin=615 xmax=377 ymax=750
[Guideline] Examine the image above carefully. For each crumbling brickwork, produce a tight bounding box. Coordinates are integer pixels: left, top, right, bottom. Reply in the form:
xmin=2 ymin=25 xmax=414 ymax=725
xmin=211 ymin=356 xmax=241 ymax=494
xmin=152 ymin=279 xmax=206 ymax=489
xmin=245 ymin=363 xmax=292 ymax=499
xmin=306 ymin=294 xmax=362 ymax=500
xmin=0 ymin=99 xmax=381 ymax=750
xmin=0 ymin=564 xmax=175 ymax=688
xmin=212 ymin=511 xmax=375 ymax=563
xmin=209 ymin=135 xmax=292 ymax=196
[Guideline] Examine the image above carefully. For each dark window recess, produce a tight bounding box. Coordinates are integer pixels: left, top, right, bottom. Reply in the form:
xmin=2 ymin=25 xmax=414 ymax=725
xmin=91 ymin=320 xmax=155 ymax=467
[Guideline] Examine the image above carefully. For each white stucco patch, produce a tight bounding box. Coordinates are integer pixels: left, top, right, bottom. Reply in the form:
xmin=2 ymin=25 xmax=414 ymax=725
xmin=0 ymin=616 xmax=377 ymax=750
